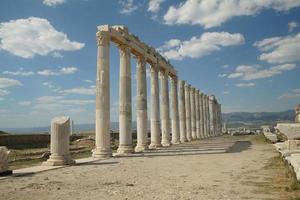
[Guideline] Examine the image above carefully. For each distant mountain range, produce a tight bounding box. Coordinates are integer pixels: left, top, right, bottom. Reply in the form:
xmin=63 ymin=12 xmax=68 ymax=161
xmin=222 ymin=110 xmax=295 ymax=128
xmin=1 ymin=110 xmax=296 ymax=134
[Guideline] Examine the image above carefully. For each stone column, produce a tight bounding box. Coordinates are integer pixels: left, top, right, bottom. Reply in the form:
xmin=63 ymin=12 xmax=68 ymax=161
xmin=43 ymin=116 xmax=75 ymax=166
xmin=190 ymin=87 xmax=196 ymax=140
xmin=185 ymin=84 xmax=192 ymax=141
xmin=219 ymin=103 xmax=223 ymax=135
xmin=199 ymin=92 xmax=204 ymax=138
xmin=117 ymin=44 xmax=133 ymax=155
xmin=149 ymin=64 xmax=162 ymax=149
xmin=0 ymin=146 xmax=12 ymax=175
xmin=160 ymin=70 xmax=171 ymax=146
xmin=135 ymin=55 xmax=148 ymax=152
xmin=171 ymin=76 xmax=180 ymax=144
xmin=209 ymin=96 xmax=214 ymax=137
xmin=206 ymin=95 xmax=211 ymax=137
xmin=93 ymin=31 xmax=112 ymax=158
xmin=195 ymin=89 xmax=200 ymax=139
xmin=178 ymin=80 xmax=187 ymax=143
xmin=203 ymin=95 xmax=208 ymax=138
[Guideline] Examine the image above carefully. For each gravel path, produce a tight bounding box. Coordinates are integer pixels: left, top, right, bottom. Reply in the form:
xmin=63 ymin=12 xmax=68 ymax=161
xmin=0 ymin=135 xmax=283 ymax=200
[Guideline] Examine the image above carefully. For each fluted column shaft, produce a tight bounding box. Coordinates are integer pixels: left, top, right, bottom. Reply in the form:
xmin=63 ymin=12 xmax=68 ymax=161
xmin=135 ymin=56 xmax=148 ymax=152
xmin=195 ymin=90 xmax=200 ymax=139
xmin=160 ymin=71 xmax=171 ymax=146
xmin=117 ymin=44 xmax=133 ymax=154
xmin=209 ymin=96 xmax=214 ymax=137
xmin=185 ymin=84 xmax=192 ymax=141
xmin=93 ymin=31 xmax=112 ymax=158
xmin=178 ymin=80 xmax=187 ymax=142
xmin=171 ymin=77 xmax=180 ymax=144
xmin=149 ymin=65 xmax=161 ymax=149
xmin=206 ymin=95 xmax=211 ymax=137
xmin=199 ymin=93 xmax=204 ymax=138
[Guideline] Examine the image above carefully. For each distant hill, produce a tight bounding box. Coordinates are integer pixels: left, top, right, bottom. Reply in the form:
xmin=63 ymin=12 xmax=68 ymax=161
xmin=222 ymin=110 xmax=295 ymax=128
xmin=0 ymin=130 xmax=9 ymax=135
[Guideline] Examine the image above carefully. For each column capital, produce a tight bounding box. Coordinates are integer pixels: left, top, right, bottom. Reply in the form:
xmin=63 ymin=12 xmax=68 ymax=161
xmin=96 ymin=31 xmax=110 ymax=46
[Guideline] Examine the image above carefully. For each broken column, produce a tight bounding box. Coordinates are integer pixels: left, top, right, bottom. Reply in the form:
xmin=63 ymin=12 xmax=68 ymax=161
xmin=0 ymin=146 xmax=12 ymax=176
xmin=43 ymin=116 xmax=75 ymax=166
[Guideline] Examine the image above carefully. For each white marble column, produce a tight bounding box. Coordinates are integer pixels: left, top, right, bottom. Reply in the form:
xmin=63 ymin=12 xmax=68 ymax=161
xmin=195 ymin=89 xmax=200 ymax=139
xmin=190 ymin=87 xmax=196 ymax=140
xmin=178 ymin=80 xmax=187 ymax=143
xmin=149 ymin=64 xmax=162 ymax=149
xmin=206 ymin=95 xmax=211 ymax=137
xmin=160 ymin=70 xmax=171 ymax=146
xmin=199 ymin=92 xmax=204 ymax=139
xmin=135 ymin=55 xmax=148 ymax=152
xmin=171 ymin=76 xmax=180 ymax=144
xmin=209 ymin=95 xmax=214 ymax=137
xmin=93 ymin=31 xmax=112 ymax=158
xmin=43 ymin=116 xmax=75 ymax=166
xmin=117 ymin=44 xmax=133 ymax=155
xmin=185 ymin=84 xmax=192 ymax=141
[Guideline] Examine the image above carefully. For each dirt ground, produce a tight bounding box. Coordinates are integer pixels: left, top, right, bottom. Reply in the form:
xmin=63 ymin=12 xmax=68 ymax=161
xmin=1 ymin=134 xmax=300 ymax=200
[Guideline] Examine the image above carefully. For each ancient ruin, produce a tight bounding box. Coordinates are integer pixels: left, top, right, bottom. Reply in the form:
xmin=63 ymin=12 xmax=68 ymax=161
xmin=93 ymin=25 xmax=223 ymax=158
xmin=0 ymin=146 xmax=12 ymax=176
xmin=43 ymin=116 xmax=75 ymax=166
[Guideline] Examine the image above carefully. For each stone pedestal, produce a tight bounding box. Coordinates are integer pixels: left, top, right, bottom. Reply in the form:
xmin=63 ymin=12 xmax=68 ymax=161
xmin=135 ymin=56 xmax=148 ymax=152
xmin=93 ymin=30 xmax=112 ymax=158
xmin=0 ymin=146 xmax=12 ymax=176
xmin=117 ymin=44 xmax=133 ymax=155
xmin=160 ymin=70 xmax=171 ymax=146
xmin=43 ymin=116 xmax=75 ymax=166
xmin=179 ymin=80 xmax=187 ymax=143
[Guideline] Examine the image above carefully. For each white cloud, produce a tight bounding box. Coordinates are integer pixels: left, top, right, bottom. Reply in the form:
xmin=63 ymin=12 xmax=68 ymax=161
xmin=19 ymin=101 xmax=32 ymax=106
xmin=0 ymin=89 xmax=9 ymax=96
xmin=37 ymin=67 xmax=78 ymax=76
xmin=254 ymin=33 xmax=300 ymax=64
xmin=236 ymin=82 xmax=255 ymax=87
xmin=163 ymin=0 xmax=300 ymax=29
xmin=119 ymin=0 xmax=138 ymax=15
xmin=0 ymin=77 xmax=22 ymax=89
xmin=223 ymin=91 xmax=230 ymax=95
xmin=60 ymin=86 xmax=95 ymax=95
xmin=42 ymin=0 xmax=66 ymax=7
xmin=222 ymin=64 xmax=229 ymax=68
xmin=218 ymin=73 xmax=227 ymax=78
xmin=279 ymin=88 xmax=300 ymax=99
xmin=288 ymin=21 xmax=298 ymax=32
xmin=42 ymin=82 xmax=55 ymax=89
xmin=228 ymin=64 xmax=296 ymax=80
xmin=148 ymin=0 xmax=165 ymax=13
xmin=83 ymin=79 xmax=93 ymax=83
xmin=2 ymin=69 xmax=34 ymax=76
xmin=158 ymin=32 xmax=244 ymax=60
xmin=0 ymin=17 xmax=84 ymax=58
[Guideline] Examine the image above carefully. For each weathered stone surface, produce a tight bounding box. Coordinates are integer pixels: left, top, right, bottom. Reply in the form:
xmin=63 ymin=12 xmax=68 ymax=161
xmin=263 ymin=132 xmax=278 ymax=143
xmin=296 ymin=104 xmax=300 ymax=123
xmin=276 ymin=123 xmax=300 ymax=140
xmin=0 ymin=146 xmax=11 ymax=175
xmin=43 ymin=116 xmax=75 ymax=166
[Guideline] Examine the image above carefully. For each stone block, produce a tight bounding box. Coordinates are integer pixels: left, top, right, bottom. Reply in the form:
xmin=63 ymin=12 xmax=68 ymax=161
xmin=0 ymin=146 xmax=12 ymax=176
xmin=276 ymin=123 xmax=300 ymax=140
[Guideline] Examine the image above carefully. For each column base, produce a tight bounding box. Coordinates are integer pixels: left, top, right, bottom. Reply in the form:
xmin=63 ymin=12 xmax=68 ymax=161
xmin=134 ymin=144 xmax=148 ymax=152
xmin=92 ymin=148 xmax=112 ymax=159
xmin=42 ymin=155 xmax=75 ymax=166
xmin=161 ymin=141 xmax=171 ymax=147
xmin=171 ymin=140 xmax=180 ymax=145
xmin=180 ymin=138 xmax=188 ymax=143
xmin=149 ymin=143 xmax=162 ymax=149
xmin=116 ymin=145 xmax=133 ymax=155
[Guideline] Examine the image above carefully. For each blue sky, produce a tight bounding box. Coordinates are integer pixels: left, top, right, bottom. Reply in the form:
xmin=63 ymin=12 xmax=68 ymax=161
xmin=0 ymin=0 xmax=299 ymax=128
